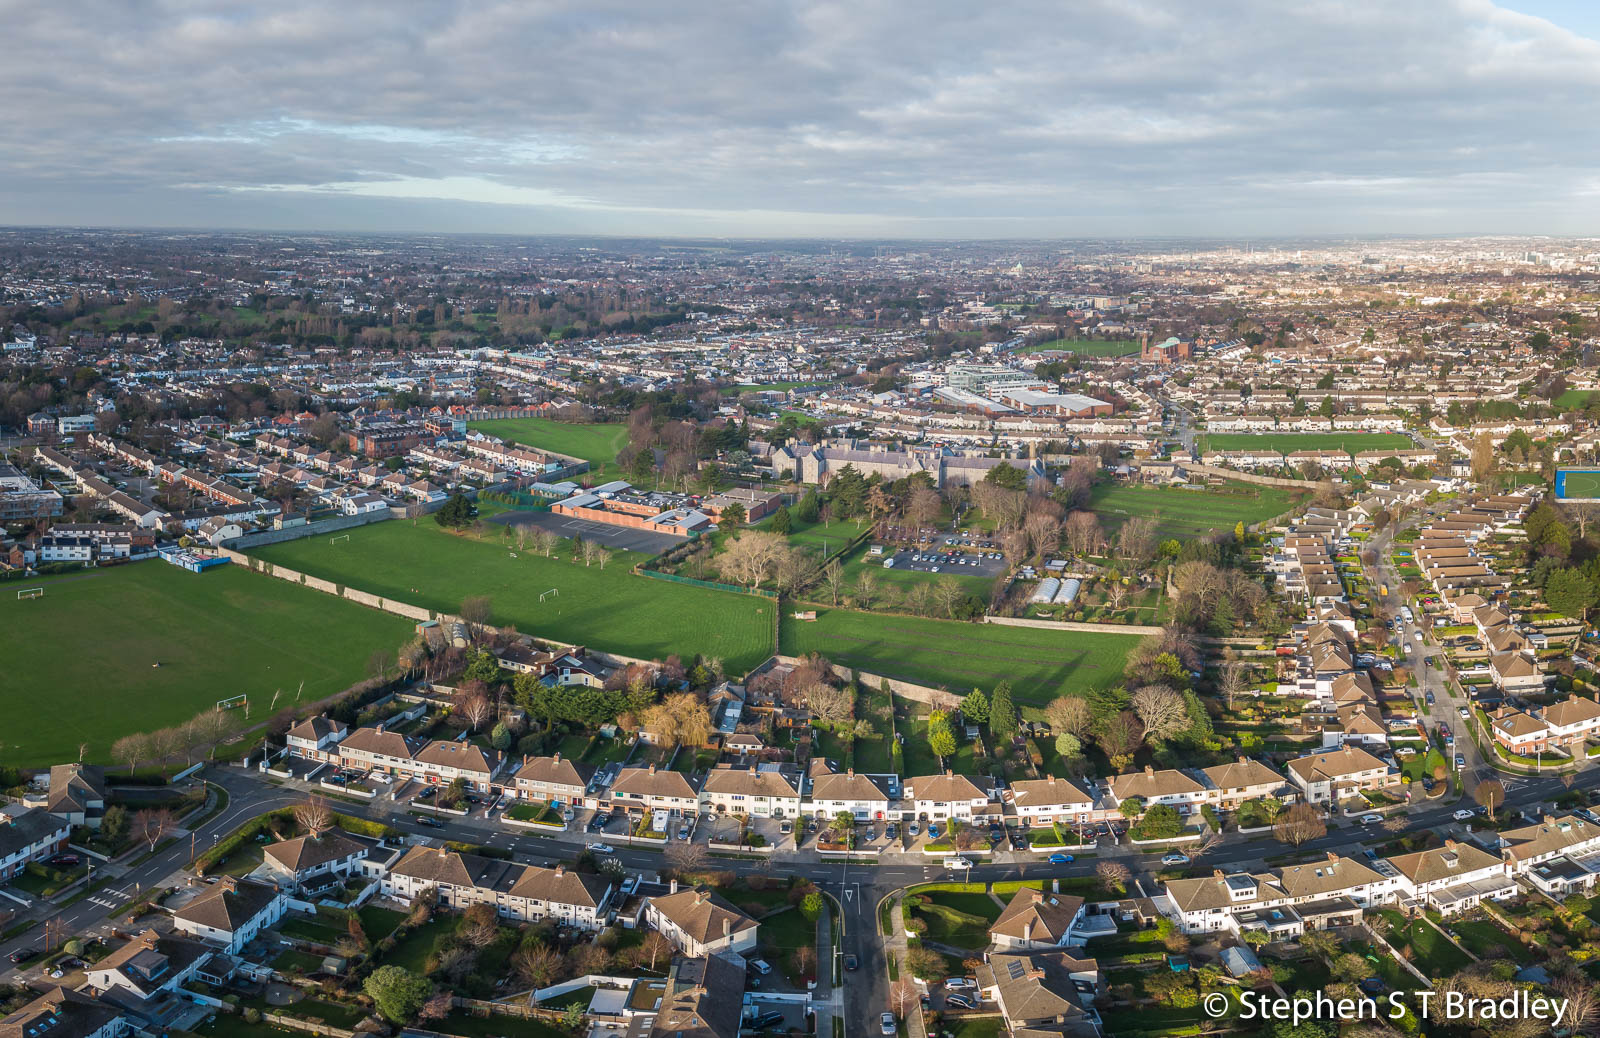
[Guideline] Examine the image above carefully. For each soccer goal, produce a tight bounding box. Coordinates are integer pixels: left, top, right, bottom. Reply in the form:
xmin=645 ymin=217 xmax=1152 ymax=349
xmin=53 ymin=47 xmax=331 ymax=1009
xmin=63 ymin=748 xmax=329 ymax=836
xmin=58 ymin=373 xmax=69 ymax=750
xmin=216 ymin=694 xmax=247 ymax=712
xmin=330 ymin=533 xmax=350 ymax=546
xmin=539 ymin=588 xmax=559 ymax=602
xmin=16 ymin=587 xmax=44 ymax=600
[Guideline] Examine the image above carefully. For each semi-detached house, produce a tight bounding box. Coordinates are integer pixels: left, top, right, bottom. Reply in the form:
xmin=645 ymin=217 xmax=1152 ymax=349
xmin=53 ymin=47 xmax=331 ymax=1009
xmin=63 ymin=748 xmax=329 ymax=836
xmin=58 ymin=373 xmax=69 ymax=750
xmin=806 ymin=764 xmax=893 ymax=821
xmin=1284 ymin=744 xmax=1391 ymax=804
xmin=608 ymin=764 xmax=702 ymax=815
xmin=1108 ymin=766 xmax=1207 ymax=817
xmin=1386 ymin=840 xmax=1515 ymax=916
xmin=382 ymin=845 xmax=612 ymax=929
xmin=643 ymin=883 xmax=760 ymax=959
xmin=905 ymin=772 xmax=998 ymax=822
xmin=1163 ymin=854 xmax=1399 ymax=937
xmin=1008 ymin=776 xmax=1097 ymax=828
xmin=699 ymin=763 xmax=804 ymax=818
xmin=0 ymin=806 xmax=70 ymax=881
xmin=513 ymin=753 xmax=596 ymax=807
xmin=1499 ymin=815 xmax=1600 ymax=895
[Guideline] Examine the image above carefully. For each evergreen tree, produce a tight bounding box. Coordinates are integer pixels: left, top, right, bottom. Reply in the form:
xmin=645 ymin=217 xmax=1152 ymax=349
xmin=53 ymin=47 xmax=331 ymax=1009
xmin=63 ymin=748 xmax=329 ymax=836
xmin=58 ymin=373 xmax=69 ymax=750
xmin=770 ymin=504 xmax=793 ymax=535
xmin=961 ymin=687 xmax=990 ymax=725
xmin=797 ymin=489 xmax=820 ymax=523
xmin=989 ymin=681 xmax=1018 ymax=741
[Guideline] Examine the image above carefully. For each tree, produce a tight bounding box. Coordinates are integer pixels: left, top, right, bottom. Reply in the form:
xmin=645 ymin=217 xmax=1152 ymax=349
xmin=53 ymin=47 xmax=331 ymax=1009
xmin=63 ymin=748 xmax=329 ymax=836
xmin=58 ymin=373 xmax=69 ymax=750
xmin=807 ymin=682 xmax=855 ymax=727
xmin=1475 ymin=779 xmax=1506 ymax=820
xmin=801 ymin=892 xmax=825 ymax=921
xmin=457 ymin=691 xmax=493 ymax=733
xmin=905 ymin=946 xmax=948 ymax=982
xmin=434 ymin=494 xmax=477 ymax=529
xmin=512 ymin=944 xmax=563 ymax=1004
xmin=969 ymin=679 xmax=1009 ymax=742
xmin=821 ymin=558 xmax=845 ymax=606
xmin=365 ymin=965 xmax=432 ymax=1022
xmin=791 ymin=945 xmax=817 ymax=981
xmin=770 ymin=504 xmax=793 ymax=535
xmin=928 ymin=710 xmax=958 ymax=760
xmin=1218 ymin=659 xmax=1250 ymax=711
xmin=665 ymin=840 xmax=709 ymax=875
xmin=1545 ymin=568 xmax=1597 ymax=622
xmin=112 ymin=732 xmax=151 ymax=775
xmin=1131 ymin=685 xmax=1188 ymax=742
xmin=1043 ymin=695 xmax=1092 ymax=737
xmin=1063 ymin=511 xmax=1102 ymax=555
xmin=717 ymin=502 xmax=747 ymax=532
xmin=640 ymin=930 xmax=673 ymax=973
xmin=100 ymin=804 xmax=128 ymax=846
xmin=1098 ymin=710 xmax=1145 ymax=761
xmin=460 ymin=594 xmax=493 ymax=640
xmin=1116 ymin=516 xmax=1159 ymax=561
xmin=1097 ymin=860 xmax=1131 ymax=894
xmin=1273 ymin=803 xmax=1327 ymax=847
xmin=961 ymin=687 xmax=991 ymax=725
xmin=1054 ymin=732 xmax=1082 ymax=761
xmin=490 ymin=722 xmax=512 ymax=751
xmin=132 ymin=807 xmax=175 ymax=853
xmin=984 ymin=462 xmax=1028 ymax=492
xmin=294 ymin=798 xmax=334 ymax=840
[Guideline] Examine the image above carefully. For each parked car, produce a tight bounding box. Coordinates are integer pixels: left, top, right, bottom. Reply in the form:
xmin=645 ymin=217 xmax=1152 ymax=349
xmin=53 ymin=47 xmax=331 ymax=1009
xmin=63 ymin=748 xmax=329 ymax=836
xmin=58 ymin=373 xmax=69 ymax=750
xmin=881 ymin=1013 xmax=897 ymax=1036
xmin=1048 ymin=853 xmax=1075 ymax=864
xmin=944 ymin=976 xmax=977 ymax=989
xmin=752 ymin=1012 xmax=785 ymax=1029
xmin=415 ymin=786 xmax=437 ymax=800
xmin=47 ymin=854 xmax=79 ymax=867
xmin=885 ymin=824 xmax=898 ymax=840
xmin=1160 ymin=852 xmax=1190 ymax=866
xmin=1425 ymin=691 xmax=1436 ymax=705
xmin=909 ymin=823 xmax=920 ymax=837
xmin=1359 ymin=813 xmax=1383 ymax=824
xmin=677 ymin=824 xmax=691 ymax=840
xmin=1453 ymin=809 xmax=1475 ymax=821
xmin=927 ymin=823 xmax=941 ymax=839
xmin=750 ymin=958 xmax=773 ymax=976
xmin=585 ymin=842 xmax=614 ymax=854
xmin=780 ymin=821 xmax=792 ymax=835
xmin=8 ymin=949 xmax=38 ymax=965
xmin=1455 ymin=754 xmax=1466 ymax=768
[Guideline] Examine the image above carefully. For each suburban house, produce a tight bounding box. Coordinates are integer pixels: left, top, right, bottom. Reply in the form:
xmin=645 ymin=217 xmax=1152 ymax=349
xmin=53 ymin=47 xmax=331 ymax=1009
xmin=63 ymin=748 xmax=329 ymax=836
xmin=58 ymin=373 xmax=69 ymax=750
xmin=409 ymin=741 xmax=503 ymax=792
xmin=1386 ymin=840 xmax=1516 ymax=916
xmin=381 ymin=846 xmax=613 ymax=929
xmin=699 ymin=764 xmax=804 ymax=818
xmin=1107 ymin=767 xmax=1207 ymax=816
xmin=1490 ymin=708 xmax=1552 ymax=757
xmin=1008 ymin=776 xmax=1097 ymax=828
xmin=1540 ymin=697 xmax=1600 ymax=751
xmin=0 ymin=805 xmax=71 ymax=881
xmin=609 ymin=765 xmax=703 ymax=815
xmin=905 ymin=772 xmax=997 ymax=822
xmin=1490 ymin=650 xmax=1545 ymax=694
xmin=644 ymin=953 xmax=746 ymax=1038
xmin=806 ymin=764 xmax=893 ymax=821
xmin=984 ymin=950 xmax=1101 ymax=1038
xmin=84 ymin=931 xmax=219 ymax=1012
xmin=988 ymin=886 xmax=1087 ymax=951
xmin=285 ymin=717 xmax=349 ymax=762
xmin=0 ymin=987 xmax=128 ymax=1038
xmin=44 ymin=763 xmax=107 ymax=829
xmin=171 ymin=878 xmax=288 ymax=954
xmin=1284 ymin=745 xmax=1391 ymax=804
xmin=1499 ymin=815 xmax=1600 ymax=896
xmin=258 ymin=832 xmax=370 ymax=891
xmin=1163 ymin=855 xmax=1399 ymax=937
xmin=1199 ymin=758 xmax=1292 ymax=811
xmin=334 ymin=726 xmax=425 ymax=777
xmin=514 ymin=753 xmax=597 ymax=807
xmin=643 ymin=884 xmax=760 ymax=959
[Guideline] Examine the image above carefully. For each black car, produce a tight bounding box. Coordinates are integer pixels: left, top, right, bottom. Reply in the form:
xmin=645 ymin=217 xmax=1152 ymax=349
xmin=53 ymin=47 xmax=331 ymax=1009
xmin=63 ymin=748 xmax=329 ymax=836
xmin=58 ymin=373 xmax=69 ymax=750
xmin=415 ymin=786 xmax=437 ymax=800
xmin=415 ymin=815 xmax=445 ymax=829
xmin=8 ymin=949 xmax=38 ymax=965
xmin=752 ymin=1011 xmax=785 ymax=1029
xmin=844 ymin=954 xmax=858 ymax=971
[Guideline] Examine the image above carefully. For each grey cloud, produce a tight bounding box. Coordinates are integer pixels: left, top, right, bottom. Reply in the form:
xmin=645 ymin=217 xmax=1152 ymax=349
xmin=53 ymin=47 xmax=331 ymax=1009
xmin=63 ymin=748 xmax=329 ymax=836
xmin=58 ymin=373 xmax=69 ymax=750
xmin=1 ymin=0 xmax=1598 ymax=235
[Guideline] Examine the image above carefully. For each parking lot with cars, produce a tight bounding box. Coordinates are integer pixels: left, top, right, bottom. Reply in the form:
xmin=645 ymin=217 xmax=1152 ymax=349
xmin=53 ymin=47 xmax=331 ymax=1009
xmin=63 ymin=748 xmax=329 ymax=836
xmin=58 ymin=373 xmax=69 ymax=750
xmin=881 ymin=541 xmax=1009 ymax=577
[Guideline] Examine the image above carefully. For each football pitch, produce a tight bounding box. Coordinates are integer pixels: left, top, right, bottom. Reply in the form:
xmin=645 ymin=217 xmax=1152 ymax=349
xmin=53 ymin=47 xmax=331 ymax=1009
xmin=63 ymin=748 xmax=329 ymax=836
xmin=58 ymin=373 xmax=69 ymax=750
xmin=1556 ymin=469 xmax=1600 ymax=500
xmin=1019 ymin=338 xmax=1139 ymax=357
xmin=251 ymin=520 xmax=775 ymax=673
xmin=465 ymin=418 xmax=629 ymax=477
xmin=1089 ymin=480 xmax=1302 ymax=543
xmin=0 ymin=563 xmax=412 ymax=768
xmin=1197 ymin=431 xmax=1414 ymax=454
xmin=779 ymin=608 xmax=1139 ymax=706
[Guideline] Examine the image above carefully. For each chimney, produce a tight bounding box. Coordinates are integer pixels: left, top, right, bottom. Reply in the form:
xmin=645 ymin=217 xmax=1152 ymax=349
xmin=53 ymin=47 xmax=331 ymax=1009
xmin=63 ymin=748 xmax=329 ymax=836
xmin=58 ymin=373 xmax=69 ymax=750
xmin=554 ymin=865 xmax=564 ymax=877
xmin=669 ymin=879 xmax=679 ymax=895
xmin=553 ymin=752 xmax=561 ymax=763
xmin=1051 ymin=878 xmax=1059 ymax=894
xmin=649 ymin=764 xmax=657 ymax=775
xmin=1326 ymin=851 xmax=1339 ymax=863
xmin=1213 ymin=869 xmax=1225 ymax=879
xmin=847 ymin=768 xmax=854 ymax=777
xmin=1238 ymin=755 xmax=1249 ymax=765
xmin=1022 ymin=920 xmax=1034 ymax=943
xmin=1444 ymin=838 xmax=1457 ymax=850
xmin=723 ymin=918 xmax=732 ymax=937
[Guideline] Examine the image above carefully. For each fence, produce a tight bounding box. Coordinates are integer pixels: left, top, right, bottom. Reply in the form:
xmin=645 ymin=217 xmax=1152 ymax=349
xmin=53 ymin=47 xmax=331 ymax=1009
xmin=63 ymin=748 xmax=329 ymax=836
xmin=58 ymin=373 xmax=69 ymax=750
xmin=223 ymin=510 xmax=391 ymax=550
xmin=982 ymin=615 xmax=1162 ymax=636
xmin=261 ymin=1014 xmax=357 ymax=1038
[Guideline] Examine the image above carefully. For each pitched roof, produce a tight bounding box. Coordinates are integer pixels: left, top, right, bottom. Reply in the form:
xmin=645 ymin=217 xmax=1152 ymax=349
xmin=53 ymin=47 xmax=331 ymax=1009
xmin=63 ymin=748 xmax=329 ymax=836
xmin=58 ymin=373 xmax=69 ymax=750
xmin=411 ymin=740 xmax=500 ymax=776
xmin=1285 ymin=744 xmax=1387 ymax=784
xmin=1387 ymin=840 xmax=1505 ymax=885
xmin=701 ymin=764 xmax=802 ymax=799
xmin=987 ymin=950 xmax=1098 ymax=1029
xmin=1010 ymin=776 xmax=1096 ymax=809
xmin=263 ymin=831 xmax=366 ymax=874
xmin=1500 ymin=815 xmax=1600 ymax=863
xmin=808 ymin=766 xmax=891 ymax=803
xmin=648 ymin=953 xmax=746 ymax=1038
xmin=611 ymin=765 xmax=701 ymax=799
xmin=338 ymin=726 xmax=422 ymax=760
xmin=1109 ymin=766 xmax=1204 ymax=801
xmin=515 ymin=753 xmax=595 ymax=789
xmin=907 ymin=771 xmax=993 ymax=803
xmin=174 ymin=878 xmax=281 ymax=934
xmin=46 ymin=764 xmax=105 ymax=815
xmin=1200 ymin=758 xmax=1285 ymax=792
xmin=1544 ymin=697 xmax=1600 ymax=729
xmin=0 ymin=987 xmax=123 ymax=1038
xmin=989 ymin=886 xmax=1084 ymax=944
xmin=648 ymin=888 xmax=757 ymax=945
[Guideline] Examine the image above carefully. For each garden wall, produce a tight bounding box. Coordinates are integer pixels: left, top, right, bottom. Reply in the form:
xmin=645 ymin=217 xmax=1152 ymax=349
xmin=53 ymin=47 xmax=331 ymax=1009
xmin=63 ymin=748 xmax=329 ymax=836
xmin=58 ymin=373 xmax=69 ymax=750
xmin=983 ymin=615 xmax=1161 ymax=636
xmin=1185 ymin=463 xmax=1328 ymax=490
xmin=224 ymin=510 xmax=391 ymax=550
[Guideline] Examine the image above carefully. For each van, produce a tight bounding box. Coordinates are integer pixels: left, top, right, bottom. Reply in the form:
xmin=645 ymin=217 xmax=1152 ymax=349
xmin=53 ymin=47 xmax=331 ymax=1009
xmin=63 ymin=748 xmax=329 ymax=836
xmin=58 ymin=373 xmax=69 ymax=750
xmin=943 ymin=857 xmax=972 ymax=870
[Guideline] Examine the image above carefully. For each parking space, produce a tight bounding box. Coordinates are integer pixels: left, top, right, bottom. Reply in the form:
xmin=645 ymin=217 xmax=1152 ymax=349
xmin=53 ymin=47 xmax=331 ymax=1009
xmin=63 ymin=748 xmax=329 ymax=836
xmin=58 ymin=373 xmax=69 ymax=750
xmin=741 ymin=1000 xmax=810 ymax=1033
xmin=882 ymin=545 xmax=1008 ymax=578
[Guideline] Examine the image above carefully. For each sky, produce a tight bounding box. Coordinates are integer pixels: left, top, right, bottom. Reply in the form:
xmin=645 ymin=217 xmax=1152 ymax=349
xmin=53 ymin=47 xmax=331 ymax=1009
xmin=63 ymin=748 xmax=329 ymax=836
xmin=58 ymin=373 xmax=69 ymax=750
xmin=3 ymin=0 xmax=1600 ymax=239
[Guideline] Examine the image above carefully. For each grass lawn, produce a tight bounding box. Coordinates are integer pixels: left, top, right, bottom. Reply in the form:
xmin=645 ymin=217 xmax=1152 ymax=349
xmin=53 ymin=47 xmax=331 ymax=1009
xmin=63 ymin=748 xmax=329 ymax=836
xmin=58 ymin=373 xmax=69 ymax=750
xmin=0 ymin=562 xmax=412 ymax=768
xmin=732 ymin=381 xmax=827 ymax=393
xmin=1088 ymin=480 xmax=1301 ymax=544
xmin=1197 ymin=431 xmax=1415 ymax=455
xmin=1554 ymin=389 xmax=1600 ymax=412
xmin=781 ymin=608 xmax=1138 ymax=706
xmin=434 ymin=1011 xmax=568 ymax=1038
xmin=1020 ymin=338 xmax=1139 ymax=357
xmin=1373 ymin=909 xmax=1472 ymax=974
xmin=381 ymin=916 xmax=455 ymax=973
xmin=357 ymin=906 xmax=407 ymax=939
xmin=466 ymin=418 xmax=629 ymax=478
xmin=251 ymin=520 xmax=774 ymax=673
xmin=759 ymin=906 xmax=819 ymax=985
xmin=780 ymin=516 xmax=872 ymax=556
xmin=907 ymin=891 xmax=1001 ymax=951
xmin=944 ymin=1019 xmax=1006 ymax=1038
xmin=270 ymin=948 xmax=328 ymax=974
xmin=1448 ymin=915 xmax=1535 ymax=964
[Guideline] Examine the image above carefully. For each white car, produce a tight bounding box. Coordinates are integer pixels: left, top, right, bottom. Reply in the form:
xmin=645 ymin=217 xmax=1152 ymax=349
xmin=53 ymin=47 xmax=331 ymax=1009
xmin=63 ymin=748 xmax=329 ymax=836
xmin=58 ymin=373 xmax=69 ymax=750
xmin=1160 ymin=852 xmax=1189 ymax=866
xmin=1459 ymin=707 xmax=1470 ymax=719
xmin=881 ymin=1013 xmax=897 ymax=1035
xmin=1359 ymin=813 xmax=1383 ymax=824
xmin=1452 ymin=809 xmax=1475 ymax=821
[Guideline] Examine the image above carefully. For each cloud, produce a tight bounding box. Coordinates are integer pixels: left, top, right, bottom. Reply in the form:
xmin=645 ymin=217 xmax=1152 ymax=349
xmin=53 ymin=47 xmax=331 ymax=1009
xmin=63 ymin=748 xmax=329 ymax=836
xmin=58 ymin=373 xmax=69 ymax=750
xmin=1 ymin=0 xmax=1599 ymax=236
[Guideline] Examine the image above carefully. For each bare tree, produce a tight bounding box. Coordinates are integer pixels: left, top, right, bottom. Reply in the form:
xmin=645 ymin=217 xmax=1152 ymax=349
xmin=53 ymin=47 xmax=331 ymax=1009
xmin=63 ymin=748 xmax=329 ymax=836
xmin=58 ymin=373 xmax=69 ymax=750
xmin=1218 ymin=659 xmax=1250 ymax=711
xmin=889 ymin=977 xmax=917 ymax=1019
xmin=458 ymin=692 xmax=493 ymax=733
xmin=133 ymin=807 xmax=176 ymax=854
xmin=641 ymin=931 xmax=673 ymax=973
xmin=1097 ymin=860 xmax=1132 ymax=894
xmin=1043 ymin=695 xmax=1092 ymax=737
xmin=595 ymin=547 xmax=612 ymax=570
xmin=1475 ymin=779 xmax=1506 ymax=820
xmin=1567 ymin=501 xmax=1600 ymax=541
xmin=1273 ymin=803 xmax=1327 ymax=847
xmin=1063 ymin=511 xmax=1102 ymax=556
xmin=821 ymin=558 xmax=845 ymax=606
xmin=1116 ymin=515 xmax=1159 ymax=561
xmin=933 ymin=576 xmax=964 ymax=618
xmin=513 ymin=943 xmax=563 ymax=1005
xmin=1130 ymin=684 xmax=1188 ymax=742
xmin=665 ymin=840 xmax=709 ymax=875
xmin=460 ymin=594 xmax=493 ymax=640
xmin=807 ymin=682 xmax=855 ymax=726
xmin=854 ymin=569 xmax=877 ymax=609
xmin=295 ymin=798 xmax=335 ymax=840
